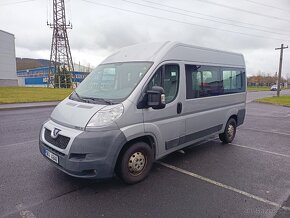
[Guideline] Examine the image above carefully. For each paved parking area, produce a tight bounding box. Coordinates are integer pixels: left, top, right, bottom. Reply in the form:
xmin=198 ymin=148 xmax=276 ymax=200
xmin=0 ymin=92 xmax=290 ymax=218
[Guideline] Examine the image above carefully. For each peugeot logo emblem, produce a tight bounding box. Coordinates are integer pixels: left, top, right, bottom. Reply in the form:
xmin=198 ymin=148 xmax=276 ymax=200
xmin=51 ymin=128 xmax=61 ymax=139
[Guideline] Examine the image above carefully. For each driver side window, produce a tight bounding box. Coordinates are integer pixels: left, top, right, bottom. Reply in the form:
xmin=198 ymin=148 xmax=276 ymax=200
xmin=147 ymin=64 xmax=179 ymax=103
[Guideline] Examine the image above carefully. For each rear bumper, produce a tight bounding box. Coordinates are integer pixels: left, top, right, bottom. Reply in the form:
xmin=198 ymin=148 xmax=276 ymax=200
xmin=39 ymin=121 xmax=127 ymax=179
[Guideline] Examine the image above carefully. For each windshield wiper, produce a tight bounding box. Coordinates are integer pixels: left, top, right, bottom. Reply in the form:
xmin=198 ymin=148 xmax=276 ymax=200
xmin=70 ymin=91 xmax=88 ymax=103
xmin=82 ymin=97 xmax=114 ymax=105
xmin=71 ymin=91 xmax=114 ymax=105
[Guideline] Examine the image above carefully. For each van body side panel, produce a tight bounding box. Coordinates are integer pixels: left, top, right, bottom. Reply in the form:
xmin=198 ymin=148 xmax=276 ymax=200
xmin=143 ymin=105 xmax=185 ymax=156
xmin=120 ymin=124 xmax=145 ymax=141
xmin=142 ymin=62 xmax=186 ymax=157
xmin=183 ymin=93 xmax=246 ymax=139
xmin=115 ymin=100 xmax=145 ymax=141
xmin=143 ymin=123 xmax=164 ymax=157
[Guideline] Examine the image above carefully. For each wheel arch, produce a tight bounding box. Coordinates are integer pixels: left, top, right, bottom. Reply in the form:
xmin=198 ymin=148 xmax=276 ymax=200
xmin=229 ymin=114 xmax=238 ymax=123
xmin=222 ymin=108 xmax=239 ymax=132
xmin=114 ymin=134 xmax=157 ymax=172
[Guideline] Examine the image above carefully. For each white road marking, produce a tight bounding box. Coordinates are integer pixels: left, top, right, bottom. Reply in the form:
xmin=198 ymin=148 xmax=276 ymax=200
xmin=239 ymin=127 xmax=290 ymax=137
xmin=16 ymin=204 xmax=36 ymax=218
xmin=19 ymin=210 xmax=36 ymax=218
xmin=0 ymin=139 xmax=38 ymax=149
xmin=190 ymin=137 xmax=290 ymax=159
xmin=229 ymin=142 xmax=290 ymax=159
xmin=159 ymin=162 xmax=290 ymax=211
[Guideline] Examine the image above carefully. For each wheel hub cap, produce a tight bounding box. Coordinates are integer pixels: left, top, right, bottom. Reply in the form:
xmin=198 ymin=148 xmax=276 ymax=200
xmin=228 ymin=124 xmax=235 ymax=139
xmin=128 ymin=152 xmax=146 ymax=175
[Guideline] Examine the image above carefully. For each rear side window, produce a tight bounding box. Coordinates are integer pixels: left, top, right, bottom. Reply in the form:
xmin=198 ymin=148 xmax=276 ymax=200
xmin=185 ymin=65 xmax=245 ymax=99
xmin=147 ymin=64 xmax=179 ymax=103
xmin=222 ymin=69 xmax=245 ymax=93
xmin=185 ymin=65 xmax=222 ymax=99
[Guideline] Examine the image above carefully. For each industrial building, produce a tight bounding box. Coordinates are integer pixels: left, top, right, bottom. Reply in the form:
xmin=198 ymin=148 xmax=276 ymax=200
xmin=0 ymin=30 xmax=17 ymax=86
xmin=17 ymin=67 xmax=89 ymax=87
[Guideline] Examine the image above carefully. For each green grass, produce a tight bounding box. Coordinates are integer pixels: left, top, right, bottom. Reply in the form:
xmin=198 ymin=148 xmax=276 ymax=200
xmin=256 ymin=95 xmax=290 ymax=107
xmin=0 ymin=87 xmax=73 ymax=104
xmin=247 ymin=86 xmax=270 ymax=92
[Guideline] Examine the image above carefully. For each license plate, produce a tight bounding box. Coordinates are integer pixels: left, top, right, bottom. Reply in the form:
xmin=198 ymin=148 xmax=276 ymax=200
xmin=45 ymin=149 xmax=59 ymax=164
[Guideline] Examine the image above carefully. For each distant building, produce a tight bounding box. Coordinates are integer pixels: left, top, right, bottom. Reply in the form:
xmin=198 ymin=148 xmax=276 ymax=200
xmin=17 ymin=67 xmax=89 ymax=87
xmin=74 ymin=62 xmax=93 ymax=73
xmin=0 ymin=30 xmax=17 ymax=86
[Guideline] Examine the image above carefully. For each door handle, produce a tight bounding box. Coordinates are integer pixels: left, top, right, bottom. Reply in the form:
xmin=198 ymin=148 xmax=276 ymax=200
xmin=177 ymin=102 xmax=182 ymax=114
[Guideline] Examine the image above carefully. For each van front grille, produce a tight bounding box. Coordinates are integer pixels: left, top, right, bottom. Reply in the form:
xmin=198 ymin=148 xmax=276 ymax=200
xmin=44 ymin=128 xmax=70 ymax=149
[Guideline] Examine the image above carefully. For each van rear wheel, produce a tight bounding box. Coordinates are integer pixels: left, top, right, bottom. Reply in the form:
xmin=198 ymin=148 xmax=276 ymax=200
xmin=219 ymin=118 xmax=237 ymax=144
xmin=116 ymin=142 xmax=153 ymax=184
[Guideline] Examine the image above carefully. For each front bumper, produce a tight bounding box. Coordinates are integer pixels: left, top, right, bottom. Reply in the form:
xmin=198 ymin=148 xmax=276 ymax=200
xmin=39 ymin=120 xmax=127 ymax=179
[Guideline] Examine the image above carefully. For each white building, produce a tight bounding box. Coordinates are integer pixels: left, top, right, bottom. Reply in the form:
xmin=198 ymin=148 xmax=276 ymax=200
xmin=0 ymin=30 xmax=17 ymax=86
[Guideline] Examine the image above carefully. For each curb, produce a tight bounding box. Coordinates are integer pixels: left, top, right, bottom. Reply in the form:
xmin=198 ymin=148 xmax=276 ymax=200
xmin=254 ymin=100 xmax=290 ymax=108
xmin=0 ymin=101 xmax=60 ymax=111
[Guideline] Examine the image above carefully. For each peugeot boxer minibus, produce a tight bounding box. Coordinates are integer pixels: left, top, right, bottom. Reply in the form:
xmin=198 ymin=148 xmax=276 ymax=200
xmin=39 ymin=42 xmax=246 ymax=184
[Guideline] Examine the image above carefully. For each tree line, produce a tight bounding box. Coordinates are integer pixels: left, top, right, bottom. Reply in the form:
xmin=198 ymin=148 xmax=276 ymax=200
xmin=247 ymin=73 xmax=288 ymax=86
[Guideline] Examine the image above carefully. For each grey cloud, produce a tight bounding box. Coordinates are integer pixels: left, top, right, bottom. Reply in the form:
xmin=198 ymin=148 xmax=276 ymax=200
xmin=0 ymin=0 xmax=289 ymax=75
xmin=16 ymin=33 xmax=50 ymax=52
xmin=93 ymin=22 xmax=150 ymax=51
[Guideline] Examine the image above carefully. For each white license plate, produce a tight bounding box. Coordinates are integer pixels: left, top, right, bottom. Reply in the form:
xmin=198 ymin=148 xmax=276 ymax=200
xmin=45 ymin=150 xmax=59 ymax=164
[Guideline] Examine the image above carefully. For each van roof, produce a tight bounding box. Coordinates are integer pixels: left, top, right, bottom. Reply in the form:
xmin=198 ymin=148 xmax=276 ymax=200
xmin=101 ymin=41 xmax=245 ymax=67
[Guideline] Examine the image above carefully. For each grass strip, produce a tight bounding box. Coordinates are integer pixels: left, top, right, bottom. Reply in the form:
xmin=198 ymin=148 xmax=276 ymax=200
xmin=0 ymin=87 xmax=72 ymax=104
xmin=256 ymin=95 xmax=290 ymax=107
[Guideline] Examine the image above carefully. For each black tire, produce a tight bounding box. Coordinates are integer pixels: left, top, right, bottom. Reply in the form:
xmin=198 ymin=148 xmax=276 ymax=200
xmin=219 ymin=118 xmax=237 ymax=144
xmin=116 ymin=142 xmax=154 ymax=184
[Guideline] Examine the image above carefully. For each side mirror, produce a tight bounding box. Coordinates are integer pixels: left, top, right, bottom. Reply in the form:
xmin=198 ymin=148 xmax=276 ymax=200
xmin=147 ymin=86 xmax=166 ymax=109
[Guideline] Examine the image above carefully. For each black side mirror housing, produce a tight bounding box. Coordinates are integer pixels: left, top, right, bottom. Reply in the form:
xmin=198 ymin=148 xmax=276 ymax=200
xmin=147 ymin=86 xmax=166 ymax=109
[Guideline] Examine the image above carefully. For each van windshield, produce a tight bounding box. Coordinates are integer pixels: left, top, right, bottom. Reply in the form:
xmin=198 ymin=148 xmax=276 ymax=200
xmin=72 ymin=62 xmax=153 ymax=104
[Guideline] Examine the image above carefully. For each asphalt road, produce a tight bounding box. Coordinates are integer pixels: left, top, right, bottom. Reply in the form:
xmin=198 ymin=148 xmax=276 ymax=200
xmin=1 ymin=91 xmax=290 ymax=218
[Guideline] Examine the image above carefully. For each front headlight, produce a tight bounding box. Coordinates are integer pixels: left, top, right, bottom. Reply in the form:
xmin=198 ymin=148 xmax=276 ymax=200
xmin=86 ymin=104 xmax=124 ymax=127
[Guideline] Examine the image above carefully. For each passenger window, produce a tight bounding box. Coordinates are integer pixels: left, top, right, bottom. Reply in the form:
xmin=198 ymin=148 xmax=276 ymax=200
xmin=186 ymin=65 xmax=222 ymax=98
xmin=147 ymin=64 xmax=179 ymax=103
xmin=222 ymin=69 xmax=245 ymax=93
xmin=147 ymin=68 xmax=162 ymax=89
xmin=186 ymin=64 xmax=246 ymax=98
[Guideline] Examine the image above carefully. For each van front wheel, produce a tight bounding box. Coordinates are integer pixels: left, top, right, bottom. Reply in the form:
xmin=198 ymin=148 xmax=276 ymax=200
xmin=116 ymin=142 xmax=153 ymax=184
xmin=219 ymin=118 xmax=237 ymax=143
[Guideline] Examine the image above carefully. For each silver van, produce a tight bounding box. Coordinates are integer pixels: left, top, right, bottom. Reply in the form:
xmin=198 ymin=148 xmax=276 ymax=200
xmin=39 ymin=42 xmax=246 ymax=184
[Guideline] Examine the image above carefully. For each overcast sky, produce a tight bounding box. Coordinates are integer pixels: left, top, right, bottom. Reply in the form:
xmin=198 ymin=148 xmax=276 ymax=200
xmin=0 ymin=0 xmax=289 ymax=76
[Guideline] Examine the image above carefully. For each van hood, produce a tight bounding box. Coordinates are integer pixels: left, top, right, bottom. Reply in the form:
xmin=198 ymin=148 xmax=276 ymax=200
xmin=50 ymin=98 xmax=107 ymax=129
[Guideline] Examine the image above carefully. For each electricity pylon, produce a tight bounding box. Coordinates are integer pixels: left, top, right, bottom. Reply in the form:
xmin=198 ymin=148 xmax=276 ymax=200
xmin=47 ymin=0 xmax=74 ymax=88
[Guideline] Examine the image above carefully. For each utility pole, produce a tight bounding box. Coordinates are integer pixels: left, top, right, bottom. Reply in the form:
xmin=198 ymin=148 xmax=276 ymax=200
xmin=275 ymin=44 xmax=288 ymax=97
xmin=47 ymin=0 xmax=74 ymax=88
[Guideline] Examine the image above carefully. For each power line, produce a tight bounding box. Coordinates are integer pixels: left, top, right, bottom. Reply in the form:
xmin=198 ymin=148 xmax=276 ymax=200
xmin=143 ymin=0 xmax=290 ymax=34
xmin=81 ymin=0 xmax=289 ymax=42
xmin=191 ymin=0 xmax=290 ymax=22
xmin=242 ymin=0 xmax=290 ymax=13
xmin=67 ymin=0 xmax=73 ymax=26
xmin=46 ymin=0 xmax=51 ymax=23
xmin=121 ymin=0 xmax=290 ymax=37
